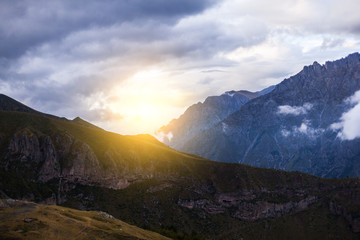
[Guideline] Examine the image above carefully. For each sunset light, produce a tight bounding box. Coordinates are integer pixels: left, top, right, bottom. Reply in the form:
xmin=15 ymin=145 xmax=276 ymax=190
xmin=98 ymin=69 xmax=186 ymax=135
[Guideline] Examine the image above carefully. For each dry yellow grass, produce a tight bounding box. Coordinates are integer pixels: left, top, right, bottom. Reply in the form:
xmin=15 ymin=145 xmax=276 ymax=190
xmin=0 ymin=199 xmax=172 ymax=240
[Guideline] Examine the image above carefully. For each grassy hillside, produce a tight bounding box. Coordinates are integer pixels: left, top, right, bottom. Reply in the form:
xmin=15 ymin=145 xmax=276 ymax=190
xmin=0 ymin=199 xmax=171 ymax=240
xmin=0 ymin=110 xmax=207 ymax=170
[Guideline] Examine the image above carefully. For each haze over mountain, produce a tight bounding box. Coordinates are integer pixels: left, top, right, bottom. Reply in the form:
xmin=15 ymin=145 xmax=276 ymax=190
xmin=157 ymin=86 xmax=275 ymax=149
xmin=175 ymin=53 xmax=360 ymax=178
xmin=1 ymin=94 xmax=360 ymax=239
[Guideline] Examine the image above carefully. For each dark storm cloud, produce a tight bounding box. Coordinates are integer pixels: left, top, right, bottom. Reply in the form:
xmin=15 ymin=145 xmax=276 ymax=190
xmin=0 ymin=0 xmax=224 ymax=115
xmin=0 ymin=0 xmax=216 ymax=59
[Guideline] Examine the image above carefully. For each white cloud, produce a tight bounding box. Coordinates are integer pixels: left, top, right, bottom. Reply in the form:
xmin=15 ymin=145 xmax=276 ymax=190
xmin=277 ymin=103 xmax=313 ymax=116
xmin=281 ymin=129 xmax=291 ymax=137
xmin=281 ymin=120 xmax=324 ymax=138
xmin=294 ymin=121 xmax=324 ymax=137
xmin=330 ymin=90 xmax=360 ymax=140
xmin=155 ymin=131 xmax=173 ymax=143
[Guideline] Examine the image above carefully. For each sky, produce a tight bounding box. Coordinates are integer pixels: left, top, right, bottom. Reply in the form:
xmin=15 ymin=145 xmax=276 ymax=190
xmin=1 ymin=0 xmax=360 ymax=136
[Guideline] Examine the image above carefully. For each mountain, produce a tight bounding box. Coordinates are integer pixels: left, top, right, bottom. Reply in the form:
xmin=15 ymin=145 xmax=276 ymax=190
xmin=0 ymin=93 xmax=39 ymax=114
xmin=0 ymin=94 xmax=360 ymax=239
xmin=72 ymin=116 xmax=103 ymax=130
xmin=157 ymin=85 xmax=275 ymax=149
xmin=0 ymin=199 xmax=171 ymax=240
xmin=181 ymin=53 xmax=360 ymax=178
xmin=0 ymin=94 xmax=94 ymax=124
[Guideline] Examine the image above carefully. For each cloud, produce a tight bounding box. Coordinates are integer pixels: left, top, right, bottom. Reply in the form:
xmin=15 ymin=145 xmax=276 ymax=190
xmin=0 ymin=0 xmax=216 ymax=59
xmin=281 ymin=129 xmax=291 ymax=137
xmin=0 ymin=1 xmax=264 ymax=116
xmin=321 ymin=38 xmax=345 ymax=49
xmin=330 ymin=90 xmax=360 ymax=140
xmin=155 ymin=131 xmax=173 ymax=143
xmin=294 ymin=121 xmax=324 ymax=137
xmin=277 ymin=103 xmax=313 ymax=116
xmin=222 ymin=0 xmax=360 ymax=35
xmin=86 ymin=108 xmax=123 ymax=122
xmin=1 ymin=0 xmax=360 ymax=135
xmin=281 ymin=120 xmax=324 ymax=138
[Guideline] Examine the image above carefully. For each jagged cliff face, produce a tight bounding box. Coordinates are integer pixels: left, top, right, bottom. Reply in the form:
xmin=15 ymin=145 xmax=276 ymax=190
xmin=0 ymin=120 xmax=199 ymax=193
xmin=3 ymin=127 xmax=130 ymax=190
xmin=158 ymin=86 xmax=274 ymax=149
xmin=182 ymin=53 xmax=360 ymax=178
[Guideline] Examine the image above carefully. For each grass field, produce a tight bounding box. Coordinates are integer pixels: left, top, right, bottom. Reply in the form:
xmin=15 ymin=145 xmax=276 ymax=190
xmin=0 ymin=199 xmax=171 ymax=240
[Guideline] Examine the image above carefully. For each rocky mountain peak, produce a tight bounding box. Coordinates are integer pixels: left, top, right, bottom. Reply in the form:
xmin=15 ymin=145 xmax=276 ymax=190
xmin=158 ymin=86 xmax=274 ymax=148
xmin=181 ymin=53 xmax=360 ymax=178
xmin=71 ymin=116 xmax=103 ymax=130
xmin=272 ymin=53 xmax=360 ymax=104
xmin=302 ymin=52 xmax=360 ymax=76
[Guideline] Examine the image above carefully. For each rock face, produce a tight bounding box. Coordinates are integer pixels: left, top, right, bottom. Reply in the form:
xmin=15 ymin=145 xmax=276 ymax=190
xmin=182 ymin=53 xmax=360 ymax=178
xmin=329 ymin=201 xmax=360 ymax=233
xmin=158 ymin=86 xmax=274 ymax=149
xmin=3 ymin=127 xmax=159 ymax=193
xmin=4 ymin=129 xmax=104 ymax=187
xmin=178 ymin=192 xmax=317 ymax=221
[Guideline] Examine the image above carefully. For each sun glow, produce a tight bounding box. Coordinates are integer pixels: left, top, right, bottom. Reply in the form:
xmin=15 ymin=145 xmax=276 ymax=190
xmin=102 ymin=68 xmax=186 ymax=135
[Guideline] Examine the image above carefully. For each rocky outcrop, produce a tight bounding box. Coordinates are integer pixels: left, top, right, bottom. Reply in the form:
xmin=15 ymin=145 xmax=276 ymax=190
xmin=2 ymin=128 xmax=135 ymax=190
xmin=232 ymin=196 xmax=317 ymax=221
xmin=6 ymin=129 xmax=60 ymax=181
xmin=38 ymin=136 xmax=60 ymax=182
xmin=329 ymin=201 xmax=360 ymax=233
xmin=61 ymin=140 xmax=102 ymax=182
xmin=182 ymin=53 xmax=360 ymax=178
xmin=7 ymin=129 xmax=42 ymax=162
xmin=178 ymin=199 xmax=226 ymax=214
xmin=178 ymin=188 xmax=317 ymax=221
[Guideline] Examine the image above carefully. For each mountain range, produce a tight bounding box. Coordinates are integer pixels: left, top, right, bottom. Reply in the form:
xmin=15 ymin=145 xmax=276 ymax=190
xmin=160 ymin=53 xmax=360 ymax=178
xmin=158 ymin=86 xmax=275 ymax=149
xmin=0 ymin=54 xmax=360 ymax=240
xmin=0 ymin=90 xmax=360 ymax=239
